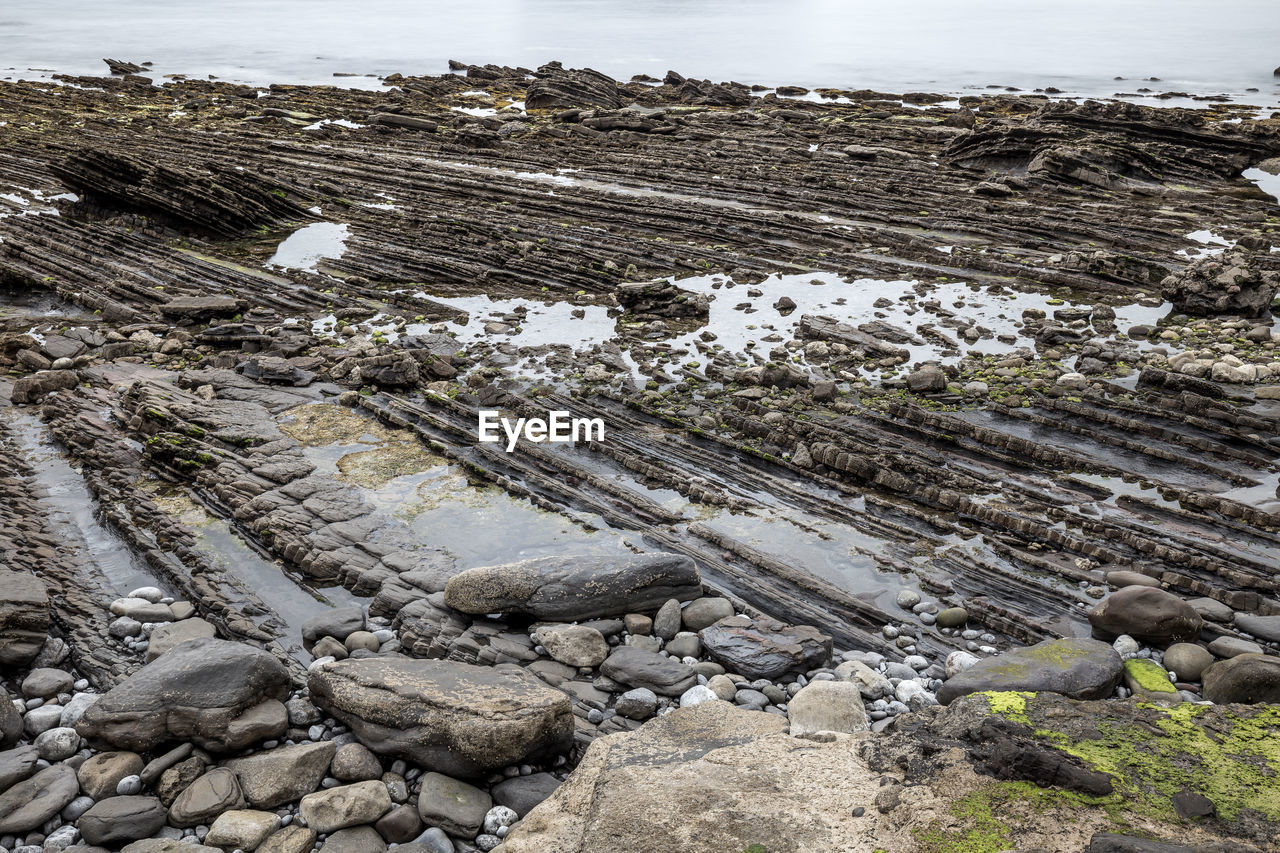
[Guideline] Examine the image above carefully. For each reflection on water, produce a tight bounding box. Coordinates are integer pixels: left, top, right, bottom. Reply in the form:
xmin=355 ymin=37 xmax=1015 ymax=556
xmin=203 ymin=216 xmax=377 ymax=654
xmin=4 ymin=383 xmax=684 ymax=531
xmin=2 ymin=0 xmax=1279 ymax=103
xmin=149 ymin=488 xmax=361 ymax=660
xmin=281 ymin=402 xmax=640 ymax=566
xmin=4 ymin=409 xmax=167 ymax=595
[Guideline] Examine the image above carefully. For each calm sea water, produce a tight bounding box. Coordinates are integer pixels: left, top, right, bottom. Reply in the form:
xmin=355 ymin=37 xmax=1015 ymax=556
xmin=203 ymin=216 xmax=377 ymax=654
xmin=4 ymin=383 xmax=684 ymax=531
xmin=2 ymin=0 xmax=1278 ymax=101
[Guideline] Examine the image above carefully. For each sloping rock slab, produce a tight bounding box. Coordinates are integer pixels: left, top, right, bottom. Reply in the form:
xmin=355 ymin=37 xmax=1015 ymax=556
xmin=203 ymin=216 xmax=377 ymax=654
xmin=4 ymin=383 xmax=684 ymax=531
xmin=937 ymin=638 xmax=1123 ymax=704
xmin=444 ymin=553 xmax=701 ymax=621
xmin=307 ymin=658 xmax=573 ymax=777
xmin=52 ymin=146 xmax=310 ymax=239
xmin=76 ymin=638 xmax=289 ymax=752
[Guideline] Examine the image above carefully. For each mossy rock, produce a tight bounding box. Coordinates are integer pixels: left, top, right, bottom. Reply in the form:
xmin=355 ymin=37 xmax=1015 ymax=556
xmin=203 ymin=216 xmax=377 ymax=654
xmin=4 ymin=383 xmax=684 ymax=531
xmin=1122 ymin=658 xmax=1179 ymax=699
xmin=967 ymin=691 xmax=1280 ymax=834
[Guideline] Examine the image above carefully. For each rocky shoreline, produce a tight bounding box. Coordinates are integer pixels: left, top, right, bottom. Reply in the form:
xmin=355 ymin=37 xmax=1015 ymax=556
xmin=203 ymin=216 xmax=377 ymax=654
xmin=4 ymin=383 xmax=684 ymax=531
xmin=1 ymin=59 xmax=1280 ymax=852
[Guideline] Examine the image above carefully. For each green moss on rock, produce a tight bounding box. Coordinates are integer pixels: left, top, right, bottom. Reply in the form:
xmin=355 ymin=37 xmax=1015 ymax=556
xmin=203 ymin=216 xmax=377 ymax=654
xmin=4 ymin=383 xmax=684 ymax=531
xmin=979 ymin=692 xmax=1280 ymax=824
xmin=1123 ymin=659 xmax=1177 ymax=694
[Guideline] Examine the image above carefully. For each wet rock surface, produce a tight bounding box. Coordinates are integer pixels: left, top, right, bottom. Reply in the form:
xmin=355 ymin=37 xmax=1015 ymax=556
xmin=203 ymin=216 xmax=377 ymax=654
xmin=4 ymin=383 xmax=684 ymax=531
xmin=0 ymin=60 xmax=1278 ymax=853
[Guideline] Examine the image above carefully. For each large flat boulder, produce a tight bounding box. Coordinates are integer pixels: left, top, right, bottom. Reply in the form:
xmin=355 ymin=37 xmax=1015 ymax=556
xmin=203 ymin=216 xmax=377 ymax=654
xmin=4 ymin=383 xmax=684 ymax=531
xmin=443 ymin=553 xmax=701 ymax=621
xmin=76 ymin=638 xmax=290 ymax=752
xmin=0 ymin=570 xmax=50 ymax=666
xmin=936 ymin=638 xmax=1123 ymax=704
xmin=307 ymin=658 xmax=573 ymax=776
xmin=504 ymin=691 xmax=1275 ymax=852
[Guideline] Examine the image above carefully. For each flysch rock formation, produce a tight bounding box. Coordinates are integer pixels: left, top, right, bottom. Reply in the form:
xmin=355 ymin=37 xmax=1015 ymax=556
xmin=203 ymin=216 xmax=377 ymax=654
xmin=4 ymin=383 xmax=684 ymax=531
xmin=0 ymin=58 xmax=1279 ymax=853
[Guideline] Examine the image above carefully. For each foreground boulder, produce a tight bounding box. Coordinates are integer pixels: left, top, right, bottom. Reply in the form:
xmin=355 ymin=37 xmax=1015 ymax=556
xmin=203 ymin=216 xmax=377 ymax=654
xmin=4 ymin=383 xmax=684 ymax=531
xmin=0 ymin=570 xmax=50 ymax=666
xmin=506 ymin=692 xmax=1275 ymax=851
xmin=500 ymin=701 xmax=874 ymax=853
xmin=937 ymin=638 xmax=1123 ymax=704
xmin=443 ymin=553 xmax=701 ymax=621
xmin=1087 ymin=586 xmax=1203 ymax=646
xmin=76 ymin=638 xmax=290 ymax=752
xmin=697 ymin=615 xmax=831 ymax=679
xmin=307 ymin=658 xmax=573 ymax=776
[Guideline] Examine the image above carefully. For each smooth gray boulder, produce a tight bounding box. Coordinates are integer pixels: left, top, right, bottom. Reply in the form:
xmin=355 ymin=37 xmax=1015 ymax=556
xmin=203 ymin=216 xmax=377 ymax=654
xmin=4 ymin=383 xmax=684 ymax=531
xmin=492 ymin=772 xmax=561 ymax=818
xmin=1087 ymin=587 xmax=1202 ymax=646
xmin=302 ymin=607 xmax=366 ymax=651
xmin=168 ymin=767 xmax=246 ymax=827
xmin=444 ymin=553 xmax=701 ymax=621
xmin=0 ymin=763 xmax=80 ymax=832
xmin=936 ymin=638 xmax=1124 ymax=705
xmin=1202 ymin=653 xmax=1280 ymax=704
xmin=307 ymin=658 xmax=573 ymax=776
xmin=1232 ymin=613 xmax=1280 ymax=643
xmin=416 ymin=772 xmax=492 ymax=836
xmin=76 ymin=638 xmax=290 ymax=752
xmin=79 ymin=796 xmax=168 ymax=845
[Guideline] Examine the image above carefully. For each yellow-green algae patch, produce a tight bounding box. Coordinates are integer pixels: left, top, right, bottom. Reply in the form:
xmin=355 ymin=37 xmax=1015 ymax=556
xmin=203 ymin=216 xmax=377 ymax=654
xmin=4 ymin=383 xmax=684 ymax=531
xmin=915 ymin=781 xmax=1126 ymax=853
xmin=1123 ymin=659 xmax=1178 ymax=694
xmin=279 ymin=403 xmax=445 ymax=488
xmin=975 ymin=691 xmax=1034 ymax=726
xmin=981 ymin=693 xmax=1280 ymax=823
